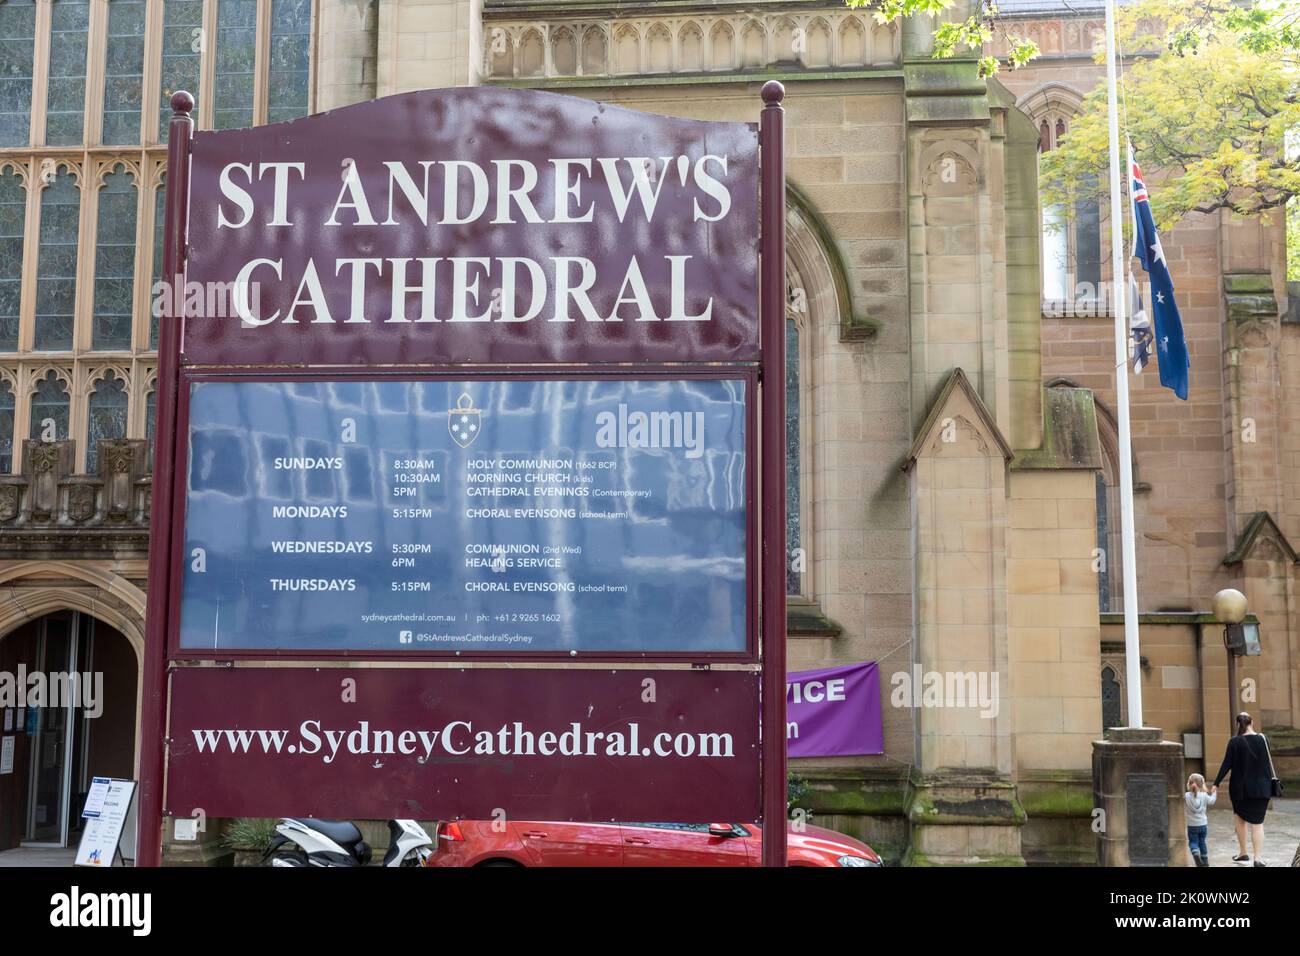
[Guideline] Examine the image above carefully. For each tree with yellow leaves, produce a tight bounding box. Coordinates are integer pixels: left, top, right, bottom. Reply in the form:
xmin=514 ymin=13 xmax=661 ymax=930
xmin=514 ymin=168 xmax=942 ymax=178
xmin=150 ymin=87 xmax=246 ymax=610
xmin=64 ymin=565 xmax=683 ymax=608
xmin=1039 ymin=0 xmax=1299 ymax=244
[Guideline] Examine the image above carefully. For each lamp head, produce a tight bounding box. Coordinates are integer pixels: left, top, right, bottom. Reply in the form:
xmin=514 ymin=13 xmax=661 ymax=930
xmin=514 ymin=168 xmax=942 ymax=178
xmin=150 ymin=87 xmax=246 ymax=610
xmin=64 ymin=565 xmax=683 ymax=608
xmin=1211 ymin=588 xmax=1248 ymax=624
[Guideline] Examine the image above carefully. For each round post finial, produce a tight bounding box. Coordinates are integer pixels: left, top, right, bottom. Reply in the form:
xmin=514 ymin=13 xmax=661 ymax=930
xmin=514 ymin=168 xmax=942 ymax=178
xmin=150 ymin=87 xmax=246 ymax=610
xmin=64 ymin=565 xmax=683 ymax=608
xmin=761 ymin=80 xmax=785 ymax=105
xmin=170 ymin=91 xmax=195 ymax=115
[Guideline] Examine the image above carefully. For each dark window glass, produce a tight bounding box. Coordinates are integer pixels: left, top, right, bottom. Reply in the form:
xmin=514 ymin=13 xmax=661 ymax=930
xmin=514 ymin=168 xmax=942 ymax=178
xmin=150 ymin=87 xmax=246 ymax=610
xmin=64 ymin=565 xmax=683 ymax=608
xmin=150 ymin=174 xmax=165 ymax=348
xmin=45 ymin=0 xmax=90 ymax=146
xmin=29 ymin=371 xmax=69 ymax=441
xmin=0 ymin=0 xmax=36 ymax=146
xmin=1101 ymin=665 xmax=1122 ymax=732
xmin=87 ymin=371 xmax=128 ymax=470
xmin=1095 ymin=471 xmax=1110 ymax=613
xmin=159 ymin=0 xmax=203 ymax=137
xmin=267 ymin=0 xmax=313 ymax=124
xmin=1074 ymin=174 xmax=1102 ymax=293
xmin=101 ymin=0 xmax=146 ymax=145
xmin=92 ymin=167 xmax=137 ymax=350
xmin=0 ymin=168 xmax=22 ymax=350
xmin=145 ymin=387 xmax=156 ymax=469
xmin=213 ymin=0 xmax=257 ymax=130
xmin=786 ymin=316 xmax=801 ymax=595
xmin=34 ymin=172 xmax=80 ymax=351
xmin=0 ymin=378 xmax=13 ymax=471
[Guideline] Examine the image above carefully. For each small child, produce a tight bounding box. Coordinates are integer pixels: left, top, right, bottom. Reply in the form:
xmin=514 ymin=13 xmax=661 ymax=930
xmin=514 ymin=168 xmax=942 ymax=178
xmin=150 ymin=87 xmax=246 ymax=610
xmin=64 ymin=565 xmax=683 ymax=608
xmin=1184 ymin=773 xmax=1216 ymax=867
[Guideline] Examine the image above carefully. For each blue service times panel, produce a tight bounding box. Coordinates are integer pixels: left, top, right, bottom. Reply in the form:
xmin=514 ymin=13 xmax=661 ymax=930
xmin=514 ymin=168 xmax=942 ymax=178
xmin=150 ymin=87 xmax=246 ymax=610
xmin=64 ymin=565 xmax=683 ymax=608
xmin=178 ymin=378 xmax=748 ymax=653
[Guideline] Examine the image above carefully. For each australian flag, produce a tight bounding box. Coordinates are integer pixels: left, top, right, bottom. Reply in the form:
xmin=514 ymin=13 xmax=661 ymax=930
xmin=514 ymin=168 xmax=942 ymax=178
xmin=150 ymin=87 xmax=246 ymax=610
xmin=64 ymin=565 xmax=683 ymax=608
xmin=1130 ymin=146 xmax=1189 ymax=399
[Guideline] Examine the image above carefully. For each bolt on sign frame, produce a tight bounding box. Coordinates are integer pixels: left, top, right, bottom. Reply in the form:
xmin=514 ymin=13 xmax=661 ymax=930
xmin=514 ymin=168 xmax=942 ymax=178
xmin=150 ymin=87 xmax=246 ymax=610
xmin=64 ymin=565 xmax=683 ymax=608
xmin=139 ymin=83 xmax=787 ymax=866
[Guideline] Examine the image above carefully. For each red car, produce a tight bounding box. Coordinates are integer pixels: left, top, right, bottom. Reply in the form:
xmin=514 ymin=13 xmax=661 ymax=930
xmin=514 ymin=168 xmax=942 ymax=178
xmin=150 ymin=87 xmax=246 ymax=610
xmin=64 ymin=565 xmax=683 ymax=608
xmin=425 ymin=820 xmax=881 ymax=867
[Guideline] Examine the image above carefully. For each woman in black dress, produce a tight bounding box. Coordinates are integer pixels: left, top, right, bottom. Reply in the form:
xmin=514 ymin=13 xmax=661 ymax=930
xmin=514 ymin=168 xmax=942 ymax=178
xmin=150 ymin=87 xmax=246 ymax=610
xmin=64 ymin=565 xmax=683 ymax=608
xmin=1212 ymin=712 xmax=1275 ymax=866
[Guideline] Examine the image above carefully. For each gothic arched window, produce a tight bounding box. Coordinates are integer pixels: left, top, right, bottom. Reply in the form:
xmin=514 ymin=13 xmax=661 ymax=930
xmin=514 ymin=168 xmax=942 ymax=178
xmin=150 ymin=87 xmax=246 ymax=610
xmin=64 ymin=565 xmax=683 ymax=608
xmin=786 ymin=313 xmax=802 ymax=595
xmin=34 ymin=171 xmax=80 ymax=351
xmin=2 ymin=0 xmax=321 ymax=481
xmin=0 ymin=168 xmax=23 ymax=351
xmin=1094 ymin=410 xmax=1125 ymax=611
xmin=151 ymin=173 xmax=166 ymax=348
xmin=29 ymin=371 xmax=69 ymax=441
xmin=1026 ymin=88 xmax=1102 ymax=306
xmin=1095 ymin=471 xmax=1111 ymax=612
xmin=87 ymin=371 xmax=128 ymax=470
xmin=92 ymin=166 xmax=138 ymax=350
xmin=0 ymin=378 xmax=14 ymax=472
xmin=1101 ymin=665 xmax=1123 ymax=732
xmin=145 ymin=385 xmax=156 ymax=468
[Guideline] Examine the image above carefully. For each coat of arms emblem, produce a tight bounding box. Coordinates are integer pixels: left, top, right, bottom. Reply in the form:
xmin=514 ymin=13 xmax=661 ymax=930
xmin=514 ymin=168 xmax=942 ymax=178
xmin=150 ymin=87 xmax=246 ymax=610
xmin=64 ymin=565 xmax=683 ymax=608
xmin=448 ymin=392 xmax=482 ymax=448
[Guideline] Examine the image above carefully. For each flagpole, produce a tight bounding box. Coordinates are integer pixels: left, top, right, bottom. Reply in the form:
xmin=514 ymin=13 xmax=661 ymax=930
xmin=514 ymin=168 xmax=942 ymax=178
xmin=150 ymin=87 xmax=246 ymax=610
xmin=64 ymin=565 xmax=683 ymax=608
xmin=1105 ymin=0 xmax=1144 ymax=729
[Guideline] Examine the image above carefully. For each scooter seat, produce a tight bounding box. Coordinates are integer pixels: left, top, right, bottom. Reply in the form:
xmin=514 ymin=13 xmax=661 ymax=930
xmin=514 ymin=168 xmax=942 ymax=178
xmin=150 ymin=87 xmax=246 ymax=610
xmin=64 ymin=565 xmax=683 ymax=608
xmin=300 ymin=818 xmax=364 ymax=849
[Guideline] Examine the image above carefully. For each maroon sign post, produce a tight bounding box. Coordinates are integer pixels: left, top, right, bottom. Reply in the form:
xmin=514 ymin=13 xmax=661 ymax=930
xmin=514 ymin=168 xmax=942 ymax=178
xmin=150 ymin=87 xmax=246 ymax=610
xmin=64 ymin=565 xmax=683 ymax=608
xmin=758 ymin=80 xmax=788 ymax=869
xmin=139 ymin=84 xmax=787 ymax=865
xmin=138 ymin=91 xmax=195 ymax=869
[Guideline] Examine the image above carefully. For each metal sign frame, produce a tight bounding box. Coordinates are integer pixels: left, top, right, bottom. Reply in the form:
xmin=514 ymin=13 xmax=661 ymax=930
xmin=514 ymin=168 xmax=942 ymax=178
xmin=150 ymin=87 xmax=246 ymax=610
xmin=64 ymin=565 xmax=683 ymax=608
xmin=136 ymin=83 xmax=787 ymax=866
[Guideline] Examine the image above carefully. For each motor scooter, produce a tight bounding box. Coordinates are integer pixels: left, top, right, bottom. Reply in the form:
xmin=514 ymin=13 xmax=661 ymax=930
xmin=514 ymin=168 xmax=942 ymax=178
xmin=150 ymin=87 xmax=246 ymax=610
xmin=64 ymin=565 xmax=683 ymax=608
xmin=264 ymin=818 xmax=433 ymax=867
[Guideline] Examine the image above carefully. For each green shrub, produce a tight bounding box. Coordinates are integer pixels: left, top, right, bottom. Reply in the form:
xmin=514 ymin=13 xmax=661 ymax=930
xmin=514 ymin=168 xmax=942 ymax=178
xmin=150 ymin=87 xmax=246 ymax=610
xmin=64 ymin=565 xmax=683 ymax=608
xmin=222 ymin=818 xmax=278 ymax=851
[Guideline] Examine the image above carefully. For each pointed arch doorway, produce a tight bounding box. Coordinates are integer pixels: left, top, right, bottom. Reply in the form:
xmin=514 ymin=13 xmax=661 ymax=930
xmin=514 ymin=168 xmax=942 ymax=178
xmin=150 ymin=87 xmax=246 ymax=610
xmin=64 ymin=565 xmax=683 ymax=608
xmin=0 ymin=610 xmax=138 ymax=852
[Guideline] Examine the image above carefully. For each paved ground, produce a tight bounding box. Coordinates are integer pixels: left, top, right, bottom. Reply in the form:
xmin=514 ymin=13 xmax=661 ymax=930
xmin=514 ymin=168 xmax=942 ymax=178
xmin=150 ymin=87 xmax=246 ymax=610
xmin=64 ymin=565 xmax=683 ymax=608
xmin=2 ymin=804 xmax=1296 ymax=867
xmin=0 ymin=847 xmax=76 ymax=867
xmin=1203 ymin=797 xmax=1300 ymax=867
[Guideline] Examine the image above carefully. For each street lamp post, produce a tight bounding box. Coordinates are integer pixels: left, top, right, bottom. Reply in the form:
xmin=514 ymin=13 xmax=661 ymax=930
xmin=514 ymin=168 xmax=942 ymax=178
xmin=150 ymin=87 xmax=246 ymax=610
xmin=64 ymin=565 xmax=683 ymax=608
xmin=1211 ymin=588 xmax=1248 ymax=736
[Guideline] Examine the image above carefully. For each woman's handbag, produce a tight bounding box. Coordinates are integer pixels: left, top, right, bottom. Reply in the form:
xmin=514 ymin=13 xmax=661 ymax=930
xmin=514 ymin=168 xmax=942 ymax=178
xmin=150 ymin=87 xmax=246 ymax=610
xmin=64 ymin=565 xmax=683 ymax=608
xmin=1262 ymin=735 xmax=1285 ymax=798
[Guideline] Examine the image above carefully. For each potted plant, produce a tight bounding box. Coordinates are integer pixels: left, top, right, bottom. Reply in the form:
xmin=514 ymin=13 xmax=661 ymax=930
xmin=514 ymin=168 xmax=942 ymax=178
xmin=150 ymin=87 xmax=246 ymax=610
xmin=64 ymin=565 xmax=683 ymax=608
xmin=222 ymin=818 xmax=279 ymax=867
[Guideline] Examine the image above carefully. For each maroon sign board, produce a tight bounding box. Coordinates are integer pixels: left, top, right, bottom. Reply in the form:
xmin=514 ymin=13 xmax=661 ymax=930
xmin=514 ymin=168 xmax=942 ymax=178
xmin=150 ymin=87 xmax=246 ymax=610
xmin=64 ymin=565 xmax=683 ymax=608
xmin=180 ymin=87 xmax=759 ymax=368
xmin=140 ymin=85 xmax=788 ymax=865
xmin=165 ymin=667 xmax=760 ymax=822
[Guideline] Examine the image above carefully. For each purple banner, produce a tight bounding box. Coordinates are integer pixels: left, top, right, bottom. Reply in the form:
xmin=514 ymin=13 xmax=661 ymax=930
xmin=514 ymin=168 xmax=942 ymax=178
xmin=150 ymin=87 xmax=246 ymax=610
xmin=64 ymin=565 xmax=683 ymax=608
xmin=786 ymin=662 xmax=883 ymax=758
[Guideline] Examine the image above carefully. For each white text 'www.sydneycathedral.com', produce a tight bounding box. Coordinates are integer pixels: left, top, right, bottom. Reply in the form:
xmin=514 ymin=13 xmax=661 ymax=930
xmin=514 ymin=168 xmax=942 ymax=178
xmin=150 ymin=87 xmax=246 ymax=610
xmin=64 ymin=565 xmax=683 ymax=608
xmin=190 ymin=721 xmax=738 ymax=763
